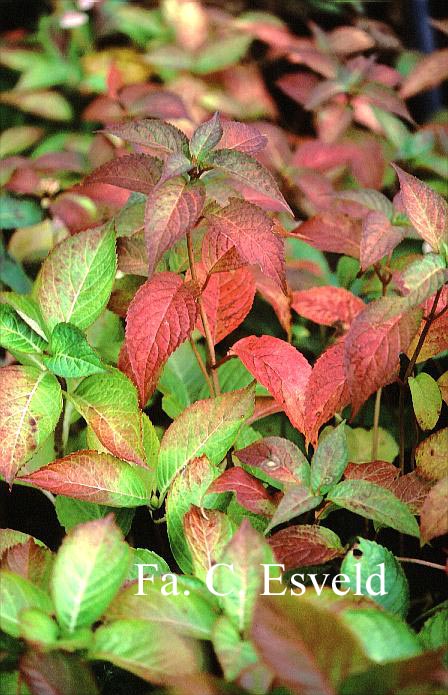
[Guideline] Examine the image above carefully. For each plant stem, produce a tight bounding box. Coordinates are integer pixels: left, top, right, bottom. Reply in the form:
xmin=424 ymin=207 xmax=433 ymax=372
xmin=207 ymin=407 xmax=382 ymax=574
xmin=190 ymin=338 xmax=214 ymax=397
xmin=186 ymin=230 xmax=220 ymax=396
xmin=371 ymin=387 xmax=382 ymax=461
xmin=397 ymin=557 xmax=446 ymax=571
xmin=398 ymin=287 xmax=443 ymax=473
xmin=54 ymin=377 xmax=67 ymax=460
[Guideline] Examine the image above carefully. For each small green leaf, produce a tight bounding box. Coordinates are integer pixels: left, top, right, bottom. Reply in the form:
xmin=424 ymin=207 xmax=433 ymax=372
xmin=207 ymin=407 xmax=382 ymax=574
xmin=189 ymin=112 xmax=223 ymax=161
xmin=43 ymin=322 xmax=105 ymax=378
xmin=55 ymin=497 xmax=135 ymax=535
xmin=341 ymin=538 xmax=410 ymax=617
xmin=51 ymin=515 xmax=130 ymax=633
xmin=212 ymin=615 xmax=260 ymax=681
xmin=0 ymin=305 xmax=47 ymax=354
xmin=127 ymin=548 xmax=170 ymax=582
xmin=311 ymin=422 xmax=348 ymax=495
xmin=419 ymin=608 xmax=448 ymax=652
xmin=265 ymin=486 xmax=322 ymax=533
xmin=0 ymin=570 xmax=52 ymax=637
xmin=20 ymin=608 xmax=59 ymax=646
xmin=0 ymin=292 xmax=47 ymax=339
xmin=409 ymin=372 xmax=442 ymax=430
xmin=193 ymin=35 xmax=251 ymax=74
xmin=327 ymin=480 xmax=420 ymax=538
xmin=0 ymin=194 xmax=43 ymax=229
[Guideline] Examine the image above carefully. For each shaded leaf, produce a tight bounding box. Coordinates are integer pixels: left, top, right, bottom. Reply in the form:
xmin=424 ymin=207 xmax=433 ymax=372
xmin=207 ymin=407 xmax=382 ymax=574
xmin=268 ymin=525 xmax=344 ymax=570
xmin=293 ymin=213 xmax=362 ymax=258
xmin=327 ymin=480 xmax=420 ymax=537
xmin=344 ymin=461 xmax=399 ymax=487
xmin=20 ymin=651 xmax=99 ymax=695
xmin=415 ymin=428 xmax=448 ymax=481
xmin=0 ymin=194 xmax=43 ymax=229
xmin=311 ymin=422 xmax=348 ymax=495
xmin=55 ymin=497 xmax=134 ymax=536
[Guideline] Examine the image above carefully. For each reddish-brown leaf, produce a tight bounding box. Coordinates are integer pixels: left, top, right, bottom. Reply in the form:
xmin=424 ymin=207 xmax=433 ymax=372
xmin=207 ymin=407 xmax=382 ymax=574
xmin=208 ymin=467 xmax=276 ymax=517
xmin=206 ymin=200 xmax=287 ymax=292
xmin=201 ymin=228 xmax=245 ymax=275
xmin=235 ymin=437 xmax=310 ymax=487
xmin=1 ymin=539 xmax=52 ymax=588
xmin=360 ymin=211 xmax=405 ymax=270
xmin=303 ymin=340 xmax=350 ymax=448
xmin=230 ymin=336 xmax=311 ymax=434
xmin=292 ymin=213 xmax=362 ymax=259
xmin=344 ymin=298 xmax=422 ymax=416
xmin=144 ymin=178 xmax=205 ymax=277
xmin=291 ymin=286 xmax=364 ymax=328
xmin=124 ymin=272 xmax=198 ymax=406
xmin=196 ymin=265 xmax=255 ymax=344
xmin=102 ymin=118 xmax=189 ymax=155
xmin=183 ymin=506 xmax=233 ymax=577
xmin=84 ymin=154 xmax=162 ymax=194
xmin=268 ymin=525 xmax=344 ymax=570
xmin=400 ymin=48 xmax=448 ymax=99
xmin=252 ymin=267 xmax=292 ymax=339
xmin=392 ymin=165 xmax=448 ymax=252
xmin=117 ymin=233 xmax=148 ymax=276
xmin=420 ymin=477 xmax=448 ymax=544
xmin=386 ymin=472 xmax=432 ymax=514
xmin=219 ymin=120 xmax=267 ymax=155
xmin=344 ymin=460 xmax=399 ymax=487
xmin=407 ymin=286 xmax=448 ymax=363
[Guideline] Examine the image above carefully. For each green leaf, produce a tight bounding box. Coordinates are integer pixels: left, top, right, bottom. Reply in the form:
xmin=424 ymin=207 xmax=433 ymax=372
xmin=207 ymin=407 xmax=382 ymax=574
xmin=0 ymin=125 xmax=43 ymax=158
xmin=88 ymin=619 xmax=204 ymax=682
xmin=0 ymin=292 xmax=47 ymax=339
xmin=0 ymin=570 xmax=52 ymax=637
xmin=0 ymin=305 xmax=48 ymax=354
xmin=409 ymin=372 xmax=442 ymax=430
xmin=265 ymin=486 xmax=322 ymax=533
xmin=189 ymin=112 xmax=223 ymax=161
xmin=106 ymin=575 xmax=219 ymax=640
xmin=51 ymin=515 xmax=130 ymax=633
xmin=341 ymin=608 xmax=422 ymax=663
xmin=70 ymin=368 xmax=147 ymax=467
xmin=419 ymin=609 xmax=448 ymax=651
xmin=193 ymin=34 xmax=252 ymax=74
xmin=395 ymin=254 xmax=448 ymax=313
xmin=0 ymin=366 xmax=62 ymax=484
xmin=327 ymin=480 xmax=420 ymax=537
xmin=127 ymin=548 xmax=170 ymax=581
xmin=166 ymin=455 xmax=224 ymax=574
xmin=19 ymin=608 xmax=59 ymax=646
xmin=157 ymin=384 xmax=255 ymax=498
xmin=158 ymin=341 xmax=208 ymax=418
xmin=85 ymin=310 xmax=124 ymax=365
xmin=0 ymin=194 xmax=43 ymax=229
xmin=215 ymin=520 xmax=275 ymax=634
xmin=212 ymin=615 xmax=260 ymax=681
xmin=43 ymin=322 xmax=105 ymax=378
xmin=36 ymin=224 xmax=116 ymax=332
xmin=55 ymin=497 xmax=134 ymax=536
xmin=311 ymin=422 xmax=348 ymax=495
xmin=346 ymin=426 xmax=398 ymax=464
xmin=114 ymin=192 xmax=146 ymax=237
xmin=341 ymin=538 xmax=410 ymax=617
xmin=0 ymin=89 xmax=73 ymax=122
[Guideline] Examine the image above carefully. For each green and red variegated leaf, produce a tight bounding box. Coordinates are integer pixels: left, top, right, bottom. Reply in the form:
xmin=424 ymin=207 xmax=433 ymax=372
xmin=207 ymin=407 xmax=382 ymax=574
xmin=208 ymin=467 xmax=276 ymax=517
xmin=84 ymin=154 xmax=162 ymax=194
xmin=102 ymin=118 xmax=189 ymax=155
xmin=183 ymin=505 xmax=233 ymax=579
xmin=235 ymin=437 xmax=310 ymax=488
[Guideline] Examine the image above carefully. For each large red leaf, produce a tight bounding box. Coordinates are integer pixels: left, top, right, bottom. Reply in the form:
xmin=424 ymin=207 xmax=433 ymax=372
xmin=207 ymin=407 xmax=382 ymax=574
xmin=303 ymin=340 xmax=350 ymax=448
xmin=344 ymin=298 xmax=422 ymax=416
xmin=291 ymin=287 xmax=364 ymax=328
xmin=144 ymin=178 xmax=205 ymax=277
xmin=124 ymin=272 xmax=198 ymax=406
xmin=360 ymin=211 xmax=405 ymax=270
xmin=219 ymin=120 xmax=267 ymax=154
xmin=196 ymin=264 xmax=255 ymax=344
xmin=208 ymin=467 xmax=276 ymax=517
xmin=230 ymin=335 xmax=311 ymax=434
xmin=268 ymin=525 xmax=344 ymax=571
xmin=392 ymin=164 xmax=448 ymax=252
xmin=206 ymin=200 xmax=287 ymax=292
xmin=84 ymin=154 xmax=162 ymax=194
xmin=292 ymin=213 xmax=362 ymax=258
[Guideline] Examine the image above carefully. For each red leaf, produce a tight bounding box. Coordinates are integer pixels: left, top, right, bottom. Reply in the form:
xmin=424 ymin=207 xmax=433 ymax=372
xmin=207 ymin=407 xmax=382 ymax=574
xmin=276 ymin=72 xmax=320 ymax=106
xmin=124 ymin=272 xmax=198 ymax=406
xmin=208 ymin=468 xmax=276 ymax=517
xmin=84 ymin=154 xmax=162 ymax=194
xmin=144 ymin=178 xmax=205 ymax=277
xmin=291 ymin=287 xmax=364 ymax=328
xmin=344 ymin=298 xmax=422 ymax=416
xmin=392 ymin=165 xmax=448 ymax=252
xmin=206 ymin=200 xmax=287 ymax=292
xmin=292 ymin=213 xmax=362 ymax=258
xmin=183 ymin=506 xmax=232 ymax=575
xmin=268 ymin=525 xmax=344 ymax=570
xmin=420 ymin=477 xmax=448 ymax=544
xmin=387 ymin=472 xmax=432 ymax=514
xmin=219 ymin=120 xmax=267 ymax=155
xmin=196 ymin=265 xmax=255 ymax=344
xmin=400 ymin=48 xmax=448 ymax=99
xmin=235 ymin=436 xmax=310 ymax=486
xmin=230 ymin=336 xmax=311 ymax=434
xmin=344 ymin=461 xmax=399 ymax=487
xmin=360 ymin=211 xmax=405 ymax=270
xmin=303 ymin=340 xmax=350 ymax=448
xmin=201 ymin=228 xmax=245 ymax=275
xmin=102 ymin=118 xmax=189 ymax=155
